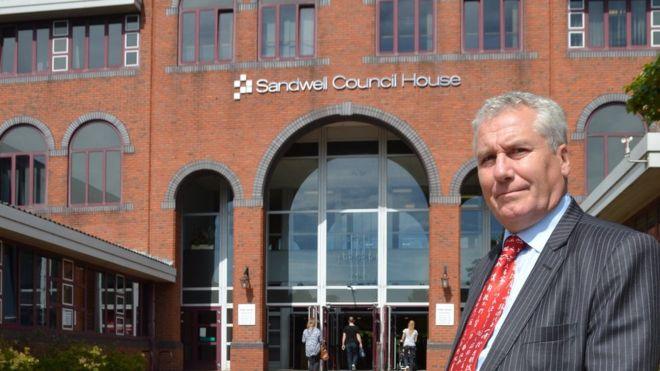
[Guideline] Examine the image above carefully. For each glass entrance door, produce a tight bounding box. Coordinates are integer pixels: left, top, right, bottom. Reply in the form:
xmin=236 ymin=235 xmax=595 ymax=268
xmin=388 ymin=307 xmax=428 ymax=370
xmin=324 ymin=306 xmax=376 ymax=370
xmin=182 ymin=308 xmax=220 ymax=370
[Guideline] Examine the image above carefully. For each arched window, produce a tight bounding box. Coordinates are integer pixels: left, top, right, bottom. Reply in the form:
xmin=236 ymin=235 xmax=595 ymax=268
xmin=69 ymin=121 xmax=122 ymax=205
xmin=0 ymin=125 xmax=47 ymax=206
xmin=586 ymin=103 xmax=646 ymax=193
xmin=179 ymin=0 xmax=234 ymax=64
xmin=459 ymin=169 xmax=503 ymax=305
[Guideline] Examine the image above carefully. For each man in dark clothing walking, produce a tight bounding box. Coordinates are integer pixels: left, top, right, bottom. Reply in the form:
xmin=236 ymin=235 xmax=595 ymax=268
xmin=341 ymin=316 xmax=363 ymax=370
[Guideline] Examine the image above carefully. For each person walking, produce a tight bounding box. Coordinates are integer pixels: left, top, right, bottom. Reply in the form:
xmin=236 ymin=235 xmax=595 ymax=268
xmin=302 ymin=318 xmax=322 ymax=371
xmin=341 ymin=316 xmax=363 ymax=370
xmin=399 ymin=320 xmax=418 ymax=371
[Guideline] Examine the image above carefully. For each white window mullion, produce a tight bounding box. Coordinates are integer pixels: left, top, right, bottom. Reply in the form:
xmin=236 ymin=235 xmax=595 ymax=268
xmin=318 ymin=127 xmax=328 ymax=307
xmin=218 ymin=186 xmax=229 ymax=370
xmin=377 ymin=128 xmax=388 ymax=307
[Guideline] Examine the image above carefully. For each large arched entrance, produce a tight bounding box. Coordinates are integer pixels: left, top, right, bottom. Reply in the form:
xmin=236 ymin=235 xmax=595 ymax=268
xmin=177 ymin=171 xmax=234 ymax=370
xmin=265 ymin=121 xmax=430 ymax=370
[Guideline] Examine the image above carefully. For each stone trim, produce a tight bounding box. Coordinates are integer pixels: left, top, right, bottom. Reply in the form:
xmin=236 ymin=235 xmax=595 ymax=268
xmin=37 ymin=203 xmax=135 ymax=215
xmin=363 ymin=0 xmax=374 ymax=4
xmin=363 ymin=51 xmax=538 ymax=64
xmin=166 ymin=58 xmax=329 ymax=73
xmin=0 ymin=69 xmax=137 ymax=85
xmin=426 ymin=341 xmax=453 ymax=349
xmin=252 ymin=102 xmax=442 ymax=204
xmin=449 ymin=158 xmax=478 ymax=197
xmin=0 ymin=115 xmax=56 ymax=153
xmin=319 ymin=0 xmax=330 ymax=5
xmin=233 ymin=198 xmax=263 ymax=208
xmin=166 ymin=6 xmax=178 ymax=15
xmin=231 ymin=341 xmax=266 ymax=349
xmin=571 ymin=93 xmax=629 ymax=140
xmin=567 ymin=50 xmax=659 ymax=59
xmin=238 ymin=2 xmax=257 ymax=11
xmin=434 ymin=196 xmax=461 ymax=205
xmin=573 ymin=195 xmax=586 ymax=204
xmin=162 ymin=160 xmax=245 ymax=209
xmin=61 ymin=112 xmax=134 ymax=154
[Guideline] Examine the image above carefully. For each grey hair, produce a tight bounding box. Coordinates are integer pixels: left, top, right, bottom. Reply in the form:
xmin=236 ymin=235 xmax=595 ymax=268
xmin=472 ymin=91 xmax=568 ymax=152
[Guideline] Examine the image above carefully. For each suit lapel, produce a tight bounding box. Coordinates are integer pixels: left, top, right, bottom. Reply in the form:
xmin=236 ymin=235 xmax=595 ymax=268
xmin=480 ymin=200 xmax=584 ymax=370
xmin=447 ymin=245 xmax=500 ymax=362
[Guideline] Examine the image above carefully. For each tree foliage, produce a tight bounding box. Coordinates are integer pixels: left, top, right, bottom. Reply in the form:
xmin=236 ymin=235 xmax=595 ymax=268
xmin=624 ymin=54 xmax=660 ymax=127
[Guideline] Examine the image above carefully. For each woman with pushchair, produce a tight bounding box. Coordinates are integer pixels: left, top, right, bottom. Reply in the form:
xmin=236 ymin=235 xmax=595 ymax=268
xmin=399 ymin=320 xmax=418 ymax=371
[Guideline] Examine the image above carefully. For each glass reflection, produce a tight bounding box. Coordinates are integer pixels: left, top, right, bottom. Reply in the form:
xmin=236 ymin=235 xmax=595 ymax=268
xmin=387 ymin=211 xmax=429 ymax=285
xmin=182 ymin=215 xmax=220 ymax=287
xmin=268 ymin=213 xmax=318 ymax=286
xmin=387 ymin=157 xmax=428 ymax=209
xmin=327 ymin=212 xmax=378 ymax=285
xmin=327 ymin=157 xmax=378 ymax=210
xmin=269 ymin=158 xmax=318 ymax=211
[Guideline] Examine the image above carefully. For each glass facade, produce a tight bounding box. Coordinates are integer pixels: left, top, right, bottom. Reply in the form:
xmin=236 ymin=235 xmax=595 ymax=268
xmin=266 ymin=122 xmax=430 ymax=305
xmin=178 ymin=171 xmax=234 ymax=370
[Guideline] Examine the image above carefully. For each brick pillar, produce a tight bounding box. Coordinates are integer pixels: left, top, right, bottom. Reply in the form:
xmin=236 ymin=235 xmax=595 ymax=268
xmin=152 ymin=209 xmax=183 ymax=370
xmin=231 ymin=206 xmax=267 ymax=370
xmin=427 ymin=202 xmax=461 ymax=370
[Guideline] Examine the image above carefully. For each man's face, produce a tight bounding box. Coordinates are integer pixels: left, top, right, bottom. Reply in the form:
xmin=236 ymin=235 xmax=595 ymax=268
xmin=475 ymin=106 xmax=570 ymax=232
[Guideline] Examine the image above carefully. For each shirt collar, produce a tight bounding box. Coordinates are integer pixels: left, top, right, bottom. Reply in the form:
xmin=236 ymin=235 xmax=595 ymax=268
xmin=504 ymin=194 xmax=572 ymax=253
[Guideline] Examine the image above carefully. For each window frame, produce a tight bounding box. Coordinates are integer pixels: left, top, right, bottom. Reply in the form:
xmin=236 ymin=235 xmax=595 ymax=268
xmin=0 ymin=127 xmax=48 ymax=207
xmin=376 ymin=0 xmax=437 ymax=55
xmin=461 ymin=0 xmax=523 ymax=53
xmin=585 ymin=103 xmax=647 ymax=192
xmin=0 ymin=241 xmax=146 ymax=337
xmin=68 ymin=124 xmax=122 ymax=207
xmin=0 ymin=22 xmax=53 ymax=76
xmin=581 ymin=0 xmax=659 ymax=49
xmin=178 ymin=3 xmax=235 ymax=65
xmin=258 ymin=2 xmax=316 ymax=60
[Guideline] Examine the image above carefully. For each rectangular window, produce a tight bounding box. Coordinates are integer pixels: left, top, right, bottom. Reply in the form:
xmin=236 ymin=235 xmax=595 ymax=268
xmin=180 ymin=8 xmax=233 ymax=64
xmin=378 ymin=0 xmax=435 ymax=54
xmin=0 ymin=16 xmax=138 ymax=75
xmin=580 ymin=0 xmax=659 ymax=49
xmin=260 ymin=3 xmax=315 ymax=59
xmin=463 ymin=0 xmax=520 ymax=51
xmin=218 ymin=11 xmax=233 ymax=60
xmin=1 ymin=28 xmax=16 ymax=74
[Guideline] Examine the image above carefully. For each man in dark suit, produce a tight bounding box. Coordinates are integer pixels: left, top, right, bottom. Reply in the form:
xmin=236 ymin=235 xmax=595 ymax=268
xmin=448 ymin=92 xmax=660 ymax=370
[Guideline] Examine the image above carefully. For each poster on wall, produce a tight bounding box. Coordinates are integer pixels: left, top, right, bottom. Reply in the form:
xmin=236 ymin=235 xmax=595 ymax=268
xmin=62 ymin=308 xmax=74 ymax=330
xmin=435 ymin=303 xmax=455 ymax=326
xmin=238 ymin=304 xmax=256 ymax=326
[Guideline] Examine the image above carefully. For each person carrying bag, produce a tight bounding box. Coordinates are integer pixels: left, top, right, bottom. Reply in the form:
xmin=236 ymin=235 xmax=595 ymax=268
xmin=302 ymin=318 xmax=323 ymax=371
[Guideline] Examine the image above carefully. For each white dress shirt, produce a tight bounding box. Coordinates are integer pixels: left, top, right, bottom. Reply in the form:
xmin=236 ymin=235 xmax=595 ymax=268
xmin=476 ymin=194 xmax=571 ymax=370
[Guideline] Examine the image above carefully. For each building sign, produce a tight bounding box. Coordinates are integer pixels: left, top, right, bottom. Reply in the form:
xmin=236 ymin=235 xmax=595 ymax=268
xmin=435 ymin=303 xmax=455 ymax=326
xmin=233 ymin=73 xmax=461 ymax=100
xmin=238 ymin=304 xmax=256 ymax=326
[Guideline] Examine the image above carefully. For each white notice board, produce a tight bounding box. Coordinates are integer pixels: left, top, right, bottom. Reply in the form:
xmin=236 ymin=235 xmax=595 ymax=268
xmin=238 ymin=304 xmax=256 ymax=326
xmin=435 ymin=303 xmax=454 ymax=326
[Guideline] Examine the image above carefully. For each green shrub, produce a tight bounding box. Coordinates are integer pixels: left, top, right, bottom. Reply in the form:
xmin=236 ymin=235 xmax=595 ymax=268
xmin=0 ymin=346 xmax=40 ymax=371
xmin=38 ymin=344 xmax=146 ymax=371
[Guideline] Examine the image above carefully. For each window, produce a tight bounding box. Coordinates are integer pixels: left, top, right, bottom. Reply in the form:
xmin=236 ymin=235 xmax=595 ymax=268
xmin=463 ymin=0 xmax=521 ymax=51
xmin=1 ymin=23 xmax=51 ymax=75
xmin=179 ymin=0 xmax=234 ymax=64
xmin=0 ymin=16 xmax=139 ymax=75
xmin=378 ymin=0 xmax=434 ymax=53
xmin=459 ymin=169 xmax=503 ymax=305
xmin=586 ymin=103 xmax=646 ymax=192
xmin=69 ymin=121 xmax=121 ymax=205
xmin=1 ymin=242 xmax=144 ymax=336
xmin=0 ymin=126 xmax=47 ymax=207
xmin=569 ymin=0 xmax=660 ymax=48
xmin=260 ymin=3 xmax=315 ymax=59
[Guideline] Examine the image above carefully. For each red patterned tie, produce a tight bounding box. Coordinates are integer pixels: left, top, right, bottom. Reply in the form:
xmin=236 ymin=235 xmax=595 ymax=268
xmin=449 ymin=235 xmax=526 ymax=371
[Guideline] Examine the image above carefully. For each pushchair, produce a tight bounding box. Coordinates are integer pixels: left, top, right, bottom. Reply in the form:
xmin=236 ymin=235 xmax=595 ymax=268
xmin=398 ymin=345 xmax=416 ymax=371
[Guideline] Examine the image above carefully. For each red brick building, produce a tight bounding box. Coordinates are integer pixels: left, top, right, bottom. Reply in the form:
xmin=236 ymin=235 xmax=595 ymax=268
xmin=0 ymin=0 xmax=657 ymax=369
